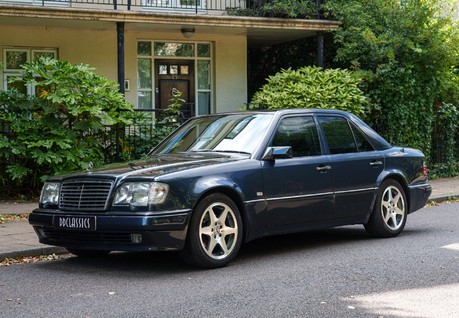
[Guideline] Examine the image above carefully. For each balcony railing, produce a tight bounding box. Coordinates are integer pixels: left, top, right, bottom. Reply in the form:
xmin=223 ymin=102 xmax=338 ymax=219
xmin=0 ymin=0 xmax=322 ymax=18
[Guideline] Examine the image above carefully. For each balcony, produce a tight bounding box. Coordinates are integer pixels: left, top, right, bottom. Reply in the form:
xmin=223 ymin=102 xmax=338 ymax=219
xmin=0 ymin=0 xmax=322 ymax=18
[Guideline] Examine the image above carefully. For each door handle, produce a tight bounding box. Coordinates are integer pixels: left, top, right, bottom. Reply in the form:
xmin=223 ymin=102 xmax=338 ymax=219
xmin=370 ymin=160 xmax=383 ymax=166
xmin=316 ymin=165 xmax=332 ymax=172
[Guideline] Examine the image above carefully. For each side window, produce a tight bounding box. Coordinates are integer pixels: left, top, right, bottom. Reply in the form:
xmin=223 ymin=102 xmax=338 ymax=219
xmin=350 ymin=123 xmax=374 ymax=152
xmin=318 ymin=116 xmax=357 ymax=154
xmin=272 ymin=116 xmax=321 ymax=157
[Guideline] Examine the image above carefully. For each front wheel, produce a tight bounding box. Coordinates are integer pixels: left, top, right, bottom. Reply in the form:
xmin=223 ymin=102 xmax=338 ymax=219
xmin=179 ymin=193 xmax=243 ymax=269
xmin=365 ymin=179 xmax=407 ymax=238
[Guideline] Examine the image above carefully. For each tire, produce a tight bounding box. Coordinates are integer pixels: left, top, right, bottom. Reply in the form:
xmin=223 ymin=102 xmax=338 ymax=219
xmin=66 ymin=248 xmax=111 ymax=257
xmin=179 ymin=193 xmax=243 ymax=269
xmin=365 ymin=179 xmax=408 ymax=238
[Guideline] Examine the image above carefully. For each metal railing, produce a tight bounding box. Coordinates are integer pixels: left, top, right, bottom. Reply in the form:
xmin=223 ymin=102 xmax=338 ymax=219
xmin=1 ymin=0 xmax=322 ymax=18
xmin=101 ymin=108 xmax=190 ymax=162
xmin=2 ymin=108 xmax=458 ymax=165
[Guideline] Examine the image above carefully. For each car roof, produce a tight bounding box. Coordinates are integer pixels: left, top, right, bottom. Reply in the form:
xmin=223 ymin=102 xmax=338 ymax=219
xmin=194 ymin=109 xmax=392 ymax=151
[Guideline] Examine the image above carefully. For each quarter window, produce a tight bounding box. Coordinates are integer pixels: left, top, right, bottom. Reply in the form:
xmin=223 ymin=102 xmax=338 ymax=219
xmin=272 ymin=116 xmax=321 ymax=157
xmin=350 ymin=124 xmax=374 ymax=152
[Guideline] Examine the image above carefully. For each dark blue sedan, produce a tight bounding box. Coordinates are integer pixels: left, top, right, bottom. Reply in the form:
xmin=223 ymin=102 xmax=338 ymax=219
xmin=29 ymin=110 xmax=432 ymax=268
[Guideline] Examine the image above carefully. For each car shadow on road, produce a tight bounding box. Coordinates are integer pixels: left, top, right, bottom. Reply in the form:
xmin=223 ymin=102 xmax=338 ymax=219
xmin=35 ymin=225 xmax=429 ymax=275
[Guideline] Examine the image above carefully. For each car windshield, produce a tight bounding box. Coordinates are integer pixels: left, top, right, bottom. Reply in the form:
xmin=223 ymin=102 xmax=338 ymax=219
xmin=151 ymin=113 xmax=274 ymax=155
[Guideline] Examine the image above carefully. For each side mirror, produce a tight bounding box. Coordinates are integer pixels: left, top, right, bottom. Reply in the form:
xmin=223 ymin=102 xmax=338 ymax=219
xmin=262 ymin=146 xmax=293 ymax=161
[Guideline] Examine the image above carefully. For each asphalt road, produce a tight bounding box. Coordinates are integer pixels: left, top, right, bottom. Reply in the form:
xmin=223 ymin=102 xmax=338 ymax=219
xmin=1 ymin=203 xmax=458 ymax=318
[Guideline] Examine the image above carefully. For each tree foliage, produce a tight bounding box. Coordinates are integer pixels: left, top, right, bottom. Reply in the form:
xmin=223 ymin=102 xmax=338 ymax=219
xmin=323 ymin=0 xmax=459 ymax=160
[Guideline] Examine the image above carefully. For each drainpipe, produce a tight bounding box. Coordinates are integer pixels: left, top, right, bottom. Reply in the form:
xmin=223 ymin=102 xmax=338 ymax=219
xmin=117 ymin=22 xmax=125 ymax=95
xmin=316 ymin=31 xmax=324 ymax=68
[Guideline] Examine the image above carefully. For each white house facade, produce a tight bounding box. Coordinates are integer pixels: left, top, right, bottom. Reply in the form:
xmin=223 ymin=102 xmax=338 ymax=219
xmin=0 ymin=1 xmax=340 ymax=115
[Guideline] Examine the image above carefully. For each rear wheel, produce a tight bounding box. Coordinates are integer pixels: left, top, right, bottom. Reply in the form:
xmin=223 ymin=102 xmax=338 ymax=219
xmin=179 ymin=193 xmax=243 ymax=269
xmin=365 ymin=179 xmax=407 ymax=238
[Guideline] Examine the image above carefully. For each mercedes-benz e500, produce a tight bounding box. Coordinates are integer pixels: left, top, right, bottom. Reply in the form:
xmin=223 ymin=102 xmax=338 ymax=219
xmin=29 ymin=110 xmax=432 ymax=268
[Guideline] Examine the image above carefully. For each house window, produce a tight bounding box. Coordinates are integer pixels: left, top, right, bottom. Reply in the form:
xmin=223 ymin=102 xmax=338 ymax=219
xmin=137 ymin=41 xmax=212 ymax=115
xmin=2 ymin=48 xmax=57 ymax=95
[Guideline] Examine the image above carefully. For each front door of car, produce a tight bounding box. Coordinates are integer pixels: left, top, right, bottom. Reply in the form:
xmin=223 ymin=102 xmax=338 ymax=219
xmin=317 ymin=116 xmax=384 ymax=219
xmin=262 ymin=116 xmax=334 ymax=233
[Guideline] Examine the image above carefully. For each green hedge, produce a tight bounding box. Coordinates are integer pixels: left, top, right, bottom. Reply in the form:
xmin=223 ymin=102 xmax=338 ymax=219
xmin=250 ymin=66 xmax=372 ymax=118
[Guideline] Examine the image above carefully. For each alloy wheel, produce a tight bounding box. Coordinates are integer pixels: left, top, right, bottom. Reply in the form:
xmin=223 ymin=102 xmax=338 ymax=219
xmin=198 ymin=202 xmax=239 ymax=260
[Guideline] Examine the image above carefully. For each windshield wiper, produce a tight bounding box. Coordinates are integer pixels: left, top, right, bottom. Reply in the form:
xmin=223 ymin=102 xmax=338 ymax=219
xmin=212 ymin=150 xmax=251 ymax=155
xmin=189 ymin=149 xmax=251 ymax=155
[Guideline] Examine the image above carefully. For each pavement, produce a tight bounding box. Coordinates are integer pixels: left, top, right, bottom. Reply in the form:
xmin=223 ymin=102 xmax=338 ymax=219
xmin=1 ymin=177 xmax=458 ymax=261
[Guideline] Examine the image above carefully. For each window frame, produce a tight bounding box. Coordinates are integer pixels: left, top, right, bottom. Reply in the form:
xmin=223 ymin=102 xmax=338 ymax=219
xmin=271 ymin=115 xmax=322 ymax=158
xmin=2 ymin=47 xmax=58 ymax=95
xmin=136 ymin=40 xmax=213 ymax=115
xmin=317 ymin=115 xmax=359 ymax=155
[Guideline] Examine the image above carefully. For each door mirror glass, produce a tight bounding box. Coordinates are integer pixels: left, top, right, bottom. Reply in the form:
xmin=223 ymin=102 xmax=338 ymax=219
xmin=262 ymin=146 xmax=293 ymax=161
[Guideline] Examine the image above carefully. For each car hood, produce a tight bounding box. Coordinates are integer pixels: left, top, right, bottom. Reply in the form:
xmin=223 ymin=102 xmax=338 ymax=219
xmin=57 ymin=152 xmax=249 ymax=180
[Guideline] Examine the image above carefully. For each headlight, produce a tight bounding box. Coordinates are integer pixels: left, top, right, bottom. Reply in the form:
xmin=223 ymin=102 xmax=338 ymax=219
xmin=113 ymin=182 xmax=169 ymax=206
xmin=40 ymin=182 xmax=61 ymax=205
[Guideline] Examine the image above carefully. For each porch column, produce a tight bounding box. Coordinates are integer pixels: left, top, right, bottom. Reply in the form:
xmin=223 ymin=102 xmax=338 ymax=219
xmin=117 ymin=22 xmax=125 ymax=95
xmin=316 ymin=0 xmax=324 ymax=67
xmin=116 ymin=22 xmax=125 ymax=161
xmin=316 ymin=31 xmax=324 ymax=68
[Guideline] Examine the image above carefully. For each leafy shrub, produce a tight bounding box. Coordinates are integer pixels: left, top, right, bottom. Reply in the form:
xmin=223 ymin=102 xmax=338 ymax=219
xmin=226 ymin=0 xmax=316 ymax=18
xmin=250 ymin=66 xmax=371 ymax=118
xmin=261 ymin=0 xmax=317 ymax=18
xmin=0 ymin=57 xmax=134 ymax=190
xmin=226 ymin=8 xmax=258 ymax=16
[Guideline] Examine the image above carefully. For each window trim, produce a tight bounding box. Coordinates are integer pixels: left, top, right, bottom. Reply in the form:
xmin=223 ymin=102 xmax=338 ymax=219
xmin=136 ymin=40 xmax=213 ymax=114
xmin=2 ymin=47 xmax=58 ymax=94
xmin=317 ymin=115 xmax=359 ymax=155
xmin=270 ymin=115 xmax=322 ymax=158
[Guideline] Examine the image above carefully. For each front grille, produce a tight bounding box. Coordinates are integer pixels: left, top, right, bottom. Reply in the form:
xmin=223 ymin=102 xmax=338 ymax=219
xmin=60 ymin=179 xmax=114 ymax=211
xmin=43 ymin=229 xmax=132 ymax=244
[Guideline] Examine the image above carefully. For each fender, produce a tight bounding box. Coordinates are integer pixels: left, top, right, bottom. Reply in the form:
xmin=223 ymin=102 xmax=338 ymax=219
xmin=191 ymin=175 xmax=246 ymax=206
xmin=369 ymin=169 xmax=410 ymax=216
xmin=189 ymin=175 xmax=269 ymax=242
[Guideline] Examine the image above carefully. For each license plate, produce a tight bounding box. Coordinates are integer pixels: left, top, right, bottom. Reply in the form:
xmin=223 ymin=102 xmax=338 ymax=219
xmin=55 ymin=216 xmax=96 ymax=231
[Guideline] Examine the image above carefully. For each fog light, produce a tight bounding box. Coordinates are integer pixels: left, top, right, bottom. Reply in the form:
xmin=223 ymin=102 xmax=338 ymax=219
xmin=130 ymin=234 xmax=142 ymax=244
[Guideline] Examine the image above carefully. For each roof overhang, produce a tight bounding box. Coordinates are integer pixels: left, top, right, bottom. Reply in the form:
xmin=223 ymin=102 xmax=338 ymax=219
xmin=0 ymin=5 xmax=341 ymax=48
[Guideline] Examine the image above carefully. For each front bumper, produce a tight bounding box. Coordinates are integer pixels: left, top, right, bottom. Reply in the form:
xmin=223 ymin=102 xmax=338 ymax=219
xmin=29 ymin=208 xmax=192 ymax=252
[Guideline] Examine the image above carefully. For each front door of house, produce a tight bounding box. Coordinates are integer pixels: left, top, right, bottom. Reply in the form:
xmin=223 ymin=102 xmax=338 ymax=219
xmin=155 ymin=60 xmax=195 ymax=118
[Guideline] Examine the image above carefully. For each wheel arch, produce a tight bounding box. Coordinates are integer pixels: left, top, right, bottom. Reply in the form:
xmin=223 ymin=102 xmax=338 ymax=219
xmin=377 ymin=172 xmax=411 ymax=209
xmin=365 ymin=173 xmax=409 ymax=237
xmin=192 ymin=186 xmax=250 ymax=243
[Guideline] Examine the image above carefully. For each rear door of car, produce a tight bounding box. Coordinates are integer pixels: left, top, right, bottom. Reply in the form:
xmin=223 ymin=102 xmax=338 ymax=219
xmin=261 ymin=115 xmax=335 ymax=233
xmin=317 ymin=115 xmax=384 ymax=219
